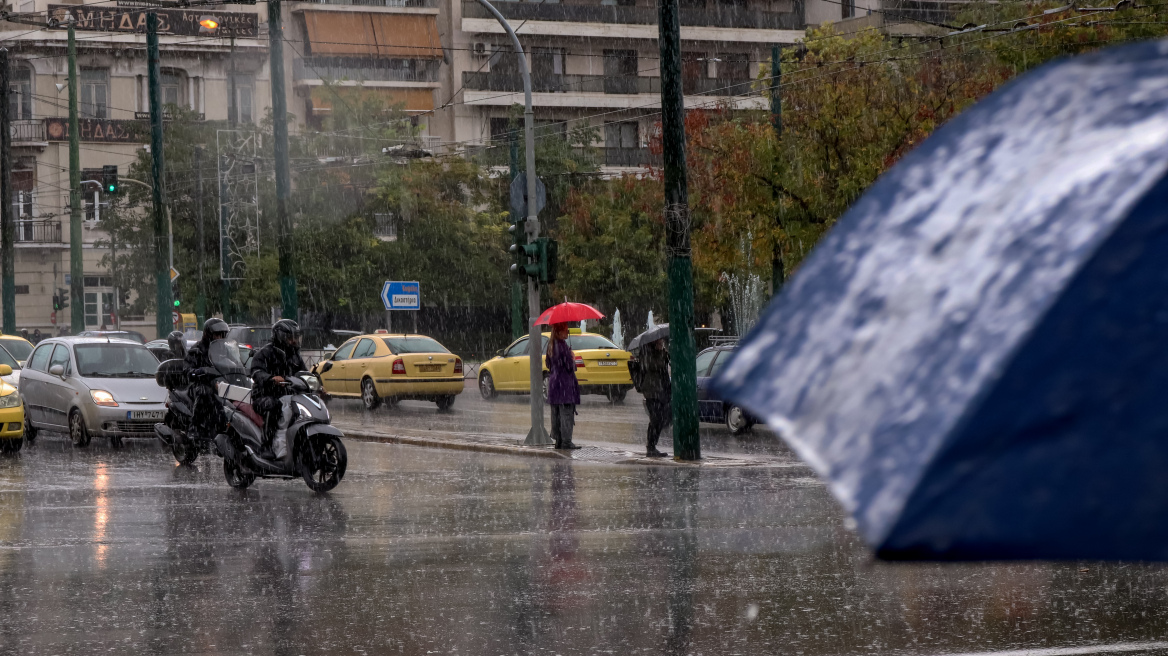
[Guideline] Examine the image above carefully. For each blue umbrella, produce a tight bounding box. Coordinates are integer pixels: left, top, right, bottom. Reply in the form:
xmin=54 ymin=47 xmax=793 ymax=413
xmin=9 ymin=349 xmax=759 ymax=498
xmin=713 ymin=39 xmax=1168 ymax=561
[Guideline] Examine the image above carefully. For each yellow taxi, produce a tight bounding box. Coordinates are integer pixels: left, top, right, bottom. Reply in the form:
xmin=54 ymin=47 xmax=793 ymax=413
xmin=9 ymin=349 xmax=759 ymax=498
xmin=478 ymin=330 xmax=633 ymax=403
xmin=0 ymin=334 xmax=34 ymax=366
xmin=311 ymin=333 xmax=465 ymax=411
xmin=0 ymin=364 xmax=25 ymax=453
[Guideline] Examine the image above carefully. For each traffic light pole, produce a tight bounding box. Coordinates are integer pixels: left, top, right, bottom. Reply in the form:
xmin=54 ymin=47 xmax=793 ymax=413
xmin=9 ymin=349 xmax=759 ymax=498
xmin=147 ymin=13 xmax=173 ymax=338
xmin=659 ymin=0 xmax=699 ymax=460
xmin=268 ymin=0 xmax=297 ymax=320
xmin=68 ymin=17 xmax=84 ymax=334
xmin=509 ymin=131 xmax=524 ymax=342
xmin=0 ymin=49 xmax=15 ymax=335
xmin=475 ymin=0 xmax=549 ymax=445
xmin=194 ymin=146 xmax=206 ymax=324
xmin=770 ymin=44 xmax=784 ymax=297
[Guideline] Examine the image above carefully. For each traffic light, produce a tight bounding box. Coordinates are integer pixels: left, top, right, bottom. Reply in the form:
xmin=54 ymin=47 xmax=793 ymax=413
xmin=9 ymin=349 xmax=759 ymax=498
xmin=507 ymin=214 xmax=527 ymax=279
xmin=56 ymin=288 xmax=69 ymax=311
xmin=52 ymin=294 xmax=60 ymax=312
xmin=101 ymin=165 xmax=119 ymax=194
xmin=172 ymin=281 xmax=181 ymax=308
xmin=510 ymin=237 xmax=558 ymax=284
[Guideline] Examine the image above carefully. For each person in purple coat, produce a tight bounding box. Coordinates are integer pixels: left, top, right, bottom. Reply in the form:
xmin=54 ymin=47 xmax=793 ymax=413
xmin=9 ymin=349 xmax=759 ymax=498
xmin=546 ymin=322 xmax=582 ymax=450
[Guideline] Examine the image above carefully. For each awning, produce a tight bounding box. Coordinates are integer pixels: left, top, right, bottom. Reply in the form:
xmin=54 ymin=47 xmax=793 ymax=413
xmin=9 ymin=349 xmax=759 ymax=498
xmin=302 ymin=11 xmax=442 ymax=59
xmin=310 ymin=86 xmax=435 ymax=114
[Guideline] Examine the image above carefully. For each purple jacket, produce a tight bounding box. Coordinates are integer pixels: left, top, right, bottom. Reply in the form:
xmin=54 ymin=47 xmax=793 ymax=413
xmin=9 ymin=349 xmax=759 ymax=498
xmin=546 ymin=338 xmax=581 ymax=406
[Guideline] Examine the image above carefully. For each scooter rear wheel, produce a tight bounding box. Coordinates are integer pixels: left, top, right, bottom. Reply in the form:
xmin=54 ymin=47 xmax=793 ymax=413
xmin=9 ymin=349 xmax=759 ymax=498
xmin=223 ymin=458 xmax=255 ymax=489
xmin=301 ymin=435 xmax=347 ymax=493
xmin=172 ymin=434 xmax=198 ymax=466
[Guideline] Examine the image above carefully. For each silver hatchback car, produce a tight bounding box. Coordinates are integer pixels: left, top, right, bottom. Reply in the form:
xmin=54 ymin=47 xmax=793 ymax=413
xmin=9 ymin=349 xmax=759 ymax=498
xmin=20 ymin=337 xmax=166 ymax=446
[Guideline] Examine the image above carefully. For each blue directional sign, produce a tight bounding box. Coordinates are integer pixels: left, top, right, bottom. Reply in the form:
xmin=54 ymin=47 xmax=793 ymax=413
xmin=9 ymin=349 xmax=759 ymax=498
xmin=381 ymin=281 xmax=420 ymax=311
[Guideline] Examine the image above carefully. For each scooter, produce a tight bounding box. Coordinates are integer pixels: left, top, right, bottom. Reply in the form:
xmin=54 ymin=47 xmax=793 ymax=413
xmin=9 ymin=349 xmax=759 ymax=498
xmin=212 ymin=350 xmax=346 ymax=492
xmin=153 ymin=335 xmax=218 ymax=466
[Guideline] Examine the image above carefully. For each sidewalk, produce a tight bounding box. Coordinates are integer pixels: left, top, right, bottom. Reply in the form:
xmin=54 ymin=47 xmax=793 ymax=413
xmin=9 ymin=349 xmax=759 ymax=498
xmin=335 ymin=420 xmax=809 ymax=469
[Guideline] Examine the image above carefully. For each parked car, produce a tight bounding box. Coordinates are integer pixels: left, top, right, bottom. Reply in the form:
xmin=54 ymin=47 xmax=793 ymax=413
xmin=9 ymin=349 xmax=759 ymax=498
xmin=77 ymin=330 xmax=147 ymax=344
xmin=312 ymin=333 xmax=464 ymax=410
xmin=20 ymin=337 xmax=165 ymax=446
xmin=0 ymin=363 xmax=25 ymax=453
xmin=478 ymin=330 xmax=633 ymax=403
xmin=0 ymin=334 xmax=34 ymax=366
xmin=696 ymin=345 xmax=758 ymax=435
xmin=144 ymin=338 xmax=196 ymax=362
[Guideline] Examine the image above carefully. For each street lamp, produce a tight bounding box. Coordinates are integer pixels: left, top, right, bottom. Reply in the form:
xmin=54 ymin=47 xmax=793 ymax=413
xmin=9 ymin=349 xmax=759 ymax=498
xmin=198 ymin=16 xmax=219 ymax=34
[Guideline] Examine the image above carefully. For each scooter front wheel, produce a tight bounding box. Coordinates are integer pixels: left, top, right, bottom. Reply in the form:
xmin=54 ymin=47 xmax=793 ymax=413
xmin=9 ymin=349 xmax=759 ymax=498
xmin=173 ymin=433 xmax=198 ymax=466
xmin=223 ymin=458 xmax=255 ymax=489
xmin=301 ymin=435 xmax=347 ymax=493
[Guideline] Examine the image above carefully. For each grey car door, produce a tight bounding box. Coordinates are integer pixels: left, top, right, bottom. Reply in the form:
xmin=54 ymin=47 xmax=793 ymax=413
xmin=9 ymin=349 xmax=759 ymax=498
xmin=42 ymin=345 xmax=74 ymax=430
xmin=20 ymin=343 xmax=54 ymax=425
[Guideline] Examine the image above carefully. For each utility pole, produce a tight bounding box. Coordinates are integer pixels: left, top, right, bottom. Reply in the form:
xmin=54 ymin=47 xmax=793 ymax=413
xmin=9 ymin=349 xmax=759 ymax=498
xmin=475 ymin=0 xmax=548 ymax=445
xmin=0 ymin=49 xmax=14 ymax=334
xmin=658 ymin=0 xmax=699 ymax=460
xmin=195 ymin=146 xmax=207 ymax=324
xmin=509 ymin=129 xmax=524 ymax=342
xmin=770 ymin=44 xmax=784 ymax=297
xmin=147 ymin=13 xmax=172 ymax=338
xmin=268 ymin=0 xmax=297 ymax=320
xmin=68 ymin=16 xmax=84 ymax=334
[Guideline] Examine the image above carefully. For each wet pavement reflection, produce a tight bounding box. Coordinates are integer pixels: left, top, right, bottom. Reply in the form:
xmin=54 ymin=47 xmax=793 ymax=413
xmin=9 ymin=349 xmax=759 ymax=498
xmin=0 ymin=434 xmax=1166 ymax=655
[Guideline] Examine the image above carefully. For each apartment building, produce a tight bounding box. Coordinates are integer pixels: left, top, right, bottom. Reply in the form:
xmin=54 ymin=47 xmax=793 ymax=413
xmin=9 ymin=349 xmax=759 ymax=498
xmin=1 ymin=2 xmax=269 ymax=337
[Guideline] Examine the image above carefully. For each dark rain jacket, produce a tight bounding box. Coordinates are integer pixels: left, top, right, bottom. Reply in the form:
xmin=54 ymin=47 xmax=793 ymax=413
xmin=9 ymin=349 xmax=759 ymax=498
xmin=250 ymin=342 xmax=306 ymax=411
xmin=640 ymin=345 xmax=671 ymax=401
xmin=184 ymin=335 xmax=222 ymax=438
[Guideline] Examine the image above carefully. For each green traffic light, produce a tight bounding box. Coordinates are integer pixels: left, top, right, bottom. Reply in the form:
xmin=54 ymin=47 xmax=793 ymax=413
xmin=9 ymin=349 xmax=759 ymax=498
xmin=173 ymin=300 xmax=180 ymax=307
xmin=108 ymin=185 xmax=115 ymax=192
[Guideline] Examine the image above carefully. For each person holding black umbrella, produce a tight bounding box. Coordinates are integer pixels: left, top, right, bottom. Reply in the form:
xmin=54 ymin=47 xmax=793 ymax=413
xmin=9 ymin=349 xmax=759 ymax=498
xmin=546 ymin=322 xmax=582 ymax=450
xmin=641 ymin=338 xmax=671 ymax=457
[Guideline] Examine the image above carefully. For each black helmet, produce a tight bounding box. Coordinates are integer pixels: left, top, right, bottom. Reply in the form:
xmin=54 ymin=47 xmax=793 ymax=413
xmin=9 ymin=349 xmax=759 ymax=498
xmin=167 ymin=330 xmax=186 ymax=359
xmin=203 ymin=318 xmax=229 ymax=342
xmin=272 ymin=319 xmax=302 ymax=349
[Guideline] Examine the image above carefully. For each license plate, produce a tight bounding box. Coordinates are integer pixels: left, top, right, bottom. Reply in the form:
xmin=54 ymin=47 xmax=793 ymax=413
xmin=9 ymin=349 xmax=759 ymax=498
xmin=417 ymin=364 xmax=443 ymax=373
xmin=597 ymin=361 xmax=619 ymax=366
xmin=128 ymin=410 xmax=165 ymax=420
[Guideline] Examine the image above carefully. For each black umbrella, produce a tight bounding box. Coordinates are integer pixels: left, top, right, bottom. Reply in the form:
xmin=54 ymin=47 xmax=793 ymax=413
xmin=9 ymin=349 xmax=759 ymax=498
xmin=626 ymin=324 xmax=669 ymax=353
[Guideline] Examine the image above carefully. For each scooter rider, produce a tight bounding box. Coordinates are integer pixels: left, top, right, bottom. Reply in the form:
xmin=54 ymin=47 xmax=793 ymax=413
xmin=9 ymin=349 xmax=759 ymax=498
xmin=184 ymin=319 xmax=230 ymax=443
xmin=250 ymin=319 xmax=306 ymax=460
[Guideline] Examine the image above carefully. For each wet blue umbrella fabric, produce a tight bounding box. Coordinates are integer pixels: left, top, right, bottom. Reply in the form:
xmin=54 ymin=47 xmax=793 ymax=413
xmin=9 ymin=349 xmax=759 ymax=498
xmin=713 ymin=39 xmax=1168 ymax=561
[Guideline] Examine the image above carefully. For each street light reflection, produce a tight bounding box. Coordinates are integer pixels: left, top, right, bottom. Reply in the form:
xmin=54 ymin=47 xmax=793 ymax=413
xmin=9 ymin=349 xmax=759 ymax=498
xmin=94 ymin=463 xmax=109 ymax=567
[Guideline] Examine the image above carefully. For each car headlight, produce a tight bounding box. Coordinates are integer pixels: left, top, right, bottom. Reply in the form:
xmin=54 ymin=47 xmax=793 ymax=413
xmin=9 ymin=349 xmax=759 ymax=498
xmin=0 ymin=393 xmax=20 ymax=409
xmin=90 ymin=390 xmax=119 ymax=407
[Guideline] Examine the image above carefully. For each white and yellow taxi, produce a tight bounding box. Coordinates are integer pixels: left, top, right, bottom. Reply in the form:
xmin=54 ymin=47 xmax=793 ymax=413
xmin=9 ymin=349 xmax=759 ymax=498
xmin=312 ymin=333 xmax=464 ymax=410
xmin=0 ymin=364 xmax=25 ymax=453
xmin=478 ymin=330 xmax=633 ymax=403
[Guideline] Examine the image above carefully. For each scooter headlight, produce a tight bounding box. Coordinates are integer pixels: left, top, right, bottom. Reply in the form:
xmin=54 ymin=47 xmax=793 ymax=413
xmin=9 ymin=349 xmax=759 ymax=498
xmin=296 ymin=402 xmax=312 ymax=418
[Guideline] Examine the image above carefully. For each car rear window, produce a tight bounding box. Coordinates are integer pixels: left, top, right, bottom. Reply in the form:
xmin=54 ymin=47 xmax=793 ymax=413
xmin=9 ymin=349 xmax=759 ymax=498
xmin=2 ymin=339 xmax=32 ymax=361
xmin=0 ymin=346 xmax=20 ymax=370
xmin=231 ymin=328 xmax=272 ymax=348
xmin=75 ymin=344 xmax=160 ymax=378
xmin=568 ymin=335 xmax=618 ymax=351
xmin=382 ymin=337 xmax=449 ymax=354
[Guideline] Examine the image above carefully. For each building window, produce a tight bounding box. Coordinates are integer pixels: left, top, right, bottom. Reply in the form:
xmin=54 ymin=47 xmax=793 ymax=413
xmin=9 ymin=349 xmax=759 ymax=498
xmin=603 ymin=50 xmax=639 ymax=94
xmin=161 ymin=71 xmax=184 ymax=108
xmin=605 ymin=121 xmax=639 ymax=149
xmin=84 ymin=290 xmax=116 ymax=328
xmin=9 ymin=64 xmax=32 ymax=120
xmin=842 ymin=0 xmax=856 ymax=18
xmin=80 ymin=68 xmax=109 ymax=119
xmin=532 ymin=47 xmax=564 ymax=79
xmin=238 ymin=85 xmax=254 ymax=124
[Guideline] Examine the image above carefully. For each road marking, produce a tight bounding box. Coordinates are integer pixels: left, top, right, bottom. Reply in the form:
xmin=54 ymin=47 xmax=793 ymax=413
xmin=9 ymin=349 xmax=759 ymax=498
xmin=935 ymin=642 xmax=1168 ymax=656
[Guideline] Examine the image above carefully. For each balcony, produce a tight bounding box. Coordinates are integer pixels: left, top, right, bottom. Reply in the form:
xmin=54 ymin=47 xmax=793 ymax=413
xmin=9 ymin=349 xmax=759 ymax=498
xmin=295 ymin=0 xmax=437 ymax=7
xmin=294 ymin=57 xmax=442 ymax=83
xmin=10 ymin=119 xmax=46 ymax=144
xmin=462 ymin=0 xmax=802 ymax=30
xmin=471 ymin=144 xmax=660 ymax=168
xmin=462 ymin=71 xmax=756 ymax=97
xmin=15 ymin=220 xmax=62 ymax=244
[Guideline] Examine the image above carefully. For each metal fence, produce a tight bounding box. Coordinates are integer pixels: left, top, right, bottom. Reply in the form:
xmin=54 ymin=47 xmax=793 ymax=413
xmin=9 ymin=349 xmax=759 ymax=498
xmin=462 ymin=72 xmax=756 ymax=97
xmin=296 ymin=0 xmax=437 ymax=6
xmin=10 ymin=119 xmax=45 ymax=143
xmin=293 ymin=58 xmax=442 ymax=83
xmin=462 ymin=0 xmax=803 ymax=29
xmin=15 ymin=220 xmax=61 ymax=243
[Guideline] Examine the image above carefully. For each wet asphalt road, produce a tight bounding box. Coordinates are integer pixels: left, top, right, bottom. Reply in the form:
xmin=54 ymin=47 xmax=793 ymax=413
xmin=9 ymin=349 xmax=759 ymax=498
xmin=326 ymin=381 xmax=790 ymax=458
xmin=3 ymin=430 xmax=1168 ymax=655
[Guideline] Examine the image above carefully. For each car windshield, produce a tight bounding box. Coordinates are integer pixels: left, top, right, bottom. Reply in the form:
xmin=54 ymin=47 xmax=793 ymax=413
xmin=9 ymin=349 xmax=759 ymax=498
xmin=75 ymin=344 xmax=160 ymax=378
xmin=233 ymin=328 xmax=272 ymax=347
xmin=568 ymin=335 xmax=618 ymax=351
xmin=382 ymin=337 xmax=449 ymax=354
xmin=1 ymin=340 xmax=32 ymax=361
xmin=0 ymin=346 xmax=20 ymax=370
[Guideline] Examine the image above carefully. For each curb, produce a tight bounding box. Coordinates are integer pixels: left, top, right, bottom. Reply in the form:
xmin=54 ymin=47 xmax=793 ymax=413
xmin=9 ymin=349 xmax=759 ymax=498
xmin=343 ymin=429 xmax=779 ymax=468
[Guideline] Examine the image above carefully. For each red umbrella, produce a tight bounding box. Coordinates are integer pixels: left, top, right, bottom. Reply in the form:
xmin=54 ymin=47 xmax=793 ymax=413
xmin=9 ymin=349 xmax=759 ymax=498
xmin=533 ymin=302 xmax=605 ymax=326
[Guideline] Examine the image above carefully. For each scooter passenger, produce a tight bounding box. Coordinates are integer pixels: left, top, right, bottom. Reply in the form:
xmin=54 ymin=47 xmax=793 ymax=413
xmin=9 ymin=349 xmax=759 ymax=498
xmin=250 ymin=319 xmax=306 ymax=461
xmin=184 ymin=319 xmax=230 ymax=443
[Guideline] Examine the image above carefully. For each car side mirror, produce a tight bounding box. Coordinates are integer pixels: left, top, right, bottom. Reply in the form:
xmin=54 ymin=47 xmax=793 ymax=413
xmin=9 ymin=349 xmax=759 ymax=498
xmin=319 ymin=361 xmax=333 ymax=373
xmin=0 ymin=365 xmax=10 ymax=376
xmin=49 ymin=364 xmax=65 ymax=377
xmin=496 ymin=349 xmax=503 ymax=357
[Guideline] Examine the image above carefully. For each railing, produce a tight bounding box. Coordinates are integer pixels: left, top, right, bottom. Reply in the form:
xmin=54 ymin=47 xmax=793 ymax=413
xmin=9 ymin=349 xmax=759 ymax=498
xmin=462 ymin=0 xmax=803 ymax=29
xmin=463 ymin=71 xmax=756 ymax=96
xmin=10 ymin=119 xmax=45 ymax=143
xmin=295 ymin=0 xmax=438 ymax=7
xmin=15 ymin=219 xmax=62 ymax=243
xmin=470 ymin=144 xmax=659 ymax=168
xmin=294 ymin=57 xmax=442 ymax=83
xmin=603 ymin=147 xmax=660 ymax=167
